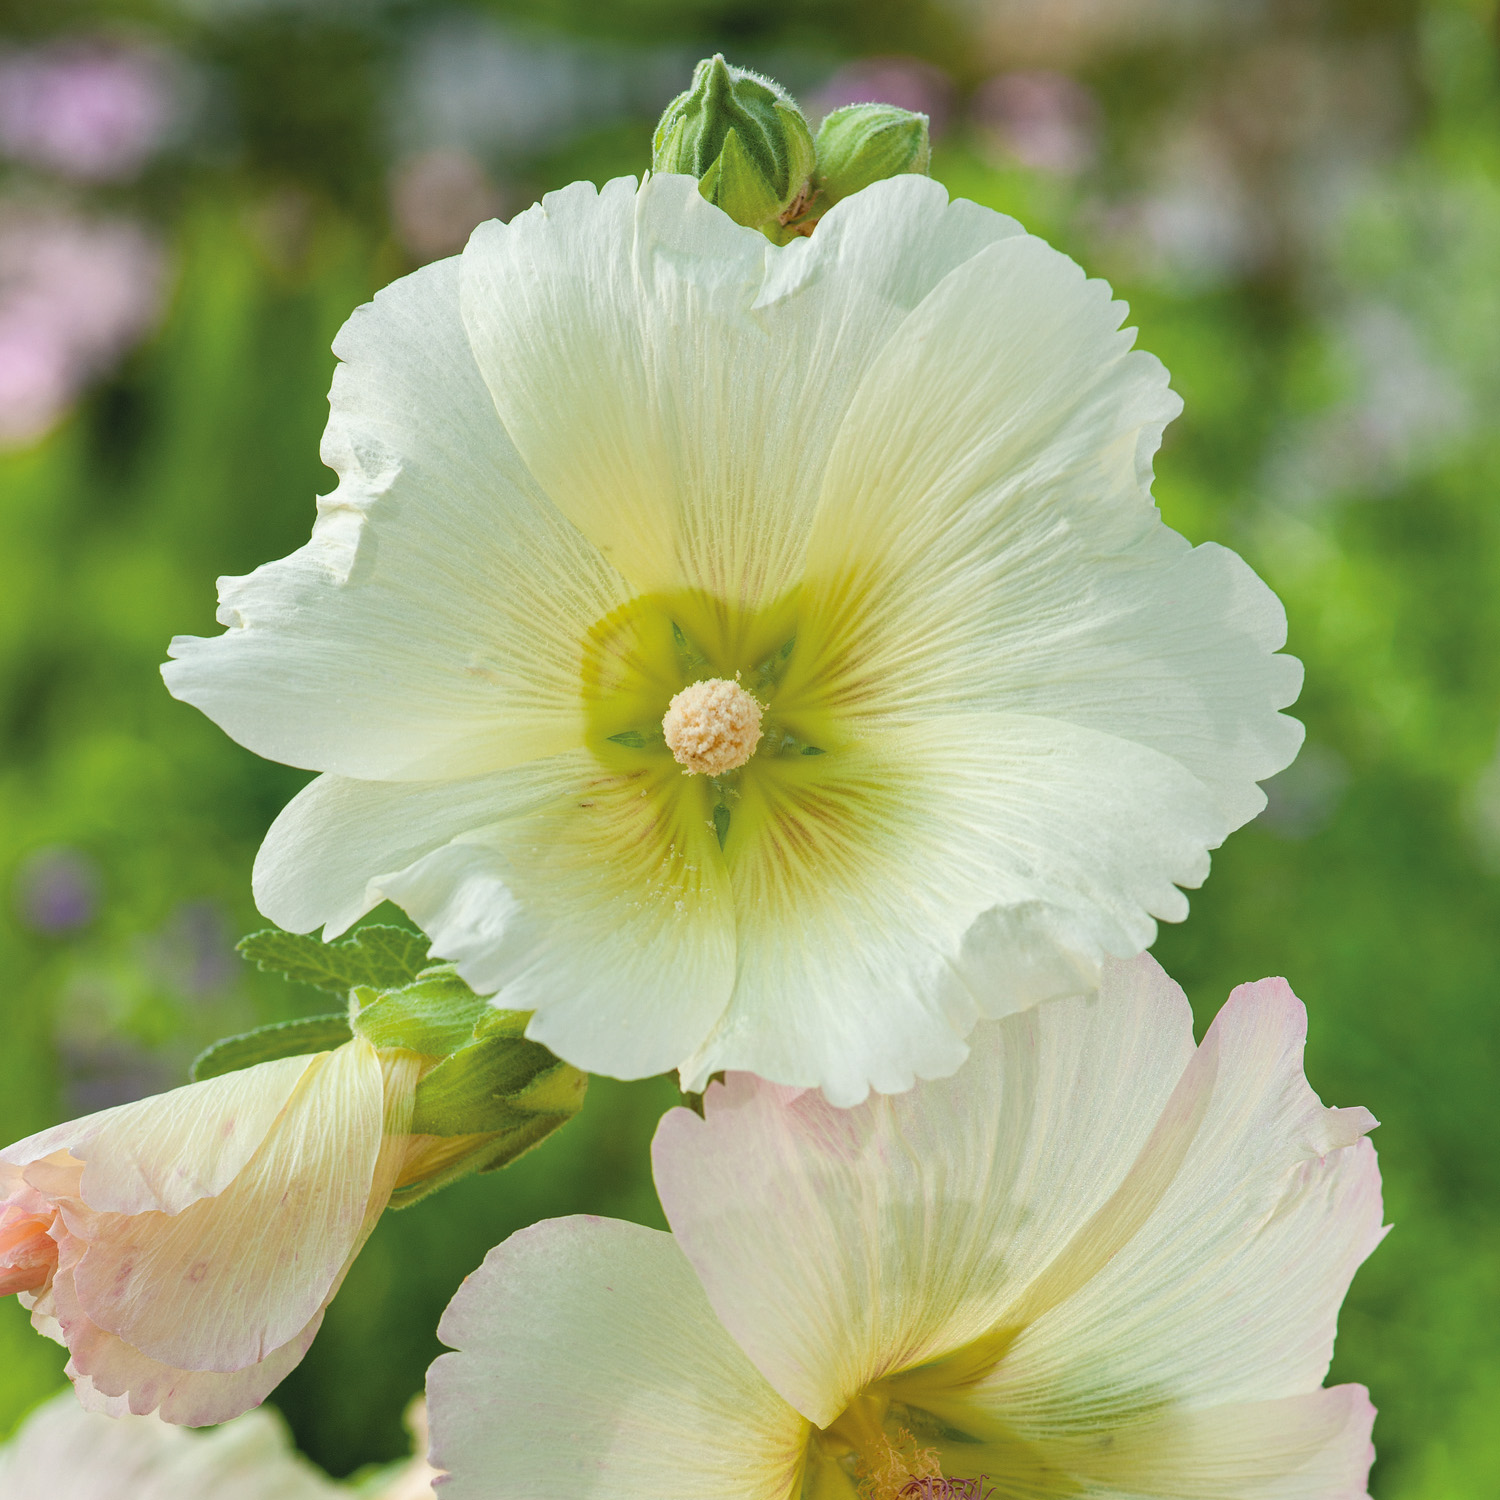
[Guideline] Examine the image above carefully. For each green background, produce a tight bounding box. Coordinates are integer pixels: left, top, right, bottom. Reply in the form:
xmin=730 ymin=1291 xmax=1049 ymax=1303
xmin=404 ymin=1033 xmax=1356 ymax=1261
xmin=1 ymin=0 xmax=1497 ymax=1494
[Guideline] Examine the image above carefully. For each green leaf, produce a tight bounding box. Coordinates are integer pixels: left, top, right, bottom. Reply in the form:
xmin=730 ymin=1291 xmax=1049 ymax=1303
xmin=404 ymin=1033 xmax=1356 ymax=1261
xmin=411 ymin=1034 xmax=587 ymax=1136
xmin=191 ymin=1013 xmax=351 ymax=1082
xmin=237 ymin=924 xmax=432 ymax=998
xmin=352 ymin=971 xmax=492 ymax=1058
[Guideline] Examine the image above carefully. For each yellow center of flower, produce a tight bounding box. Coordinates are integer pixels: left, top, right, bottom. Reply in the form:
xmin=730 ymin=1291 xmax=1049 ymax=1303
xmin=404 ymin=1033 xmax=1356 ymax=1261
xmin=581 ymin=589 xmax=844 ymax=854
xmin=662 ymin=678 xmax=763 ymax=774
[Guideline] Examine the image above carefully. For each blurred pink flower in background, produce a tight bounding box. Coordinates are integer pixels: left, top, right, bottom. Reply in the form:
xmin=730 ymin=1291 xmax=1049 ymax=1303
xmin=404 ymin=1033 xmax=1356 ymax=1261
xmin=809 ymin=56 xmax=954 ymax=134
xmin=0 ymin=208 xmax=167 ymax=447
xmin=973 ymin=69 xmax=1100 ymax=174
xmin=389 ymin=148 xmax=506 ymax=264
xmin=0 ymin=40 xmax=178 ymax=183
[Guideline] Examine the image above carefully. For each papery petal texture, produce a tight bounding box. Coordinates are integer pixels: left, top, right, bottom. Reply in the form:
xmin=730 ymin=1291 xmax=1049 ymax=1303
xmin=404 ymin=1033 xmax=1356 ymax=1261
xmin=3 ymin=1043 xmax=421 ymax=1424
xmin=167 ymin=170 xmax=1303 ymax=1101
xmin=435 ymin=954 xmax=1380 ymax=1500
xmin=430 ymin=1216 xmax=805 ymax=1500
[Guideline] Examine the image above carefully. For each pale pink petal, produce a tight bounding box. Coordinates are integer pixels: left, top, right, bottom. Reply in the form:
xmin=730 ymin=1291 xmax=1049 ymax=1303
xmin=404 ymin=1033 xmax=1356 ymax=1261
xmin=61 ymin=1042 xmax=386 ymax=1371
xmin=654 ymin=954 xmax=1198 ymax=1425
xmin=973 ymin=975 xmax=1383 ymax=1430
xmin=2 ymin=1055 xmax=316 ymax=1216
xmin=430 ymin=1216 xmax=805 ymax=1500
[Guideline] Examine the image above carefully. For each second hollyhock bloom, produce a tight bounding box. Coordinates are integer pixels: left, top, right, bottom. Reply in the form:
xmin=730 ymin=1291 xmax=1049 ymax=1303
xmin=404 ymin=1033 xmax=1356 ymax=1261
xmin=431 ymin=954 xmax=1385 ymax=1499
xmin=163 ymin=171 xmax=1302 ymax=1105
xmin=0 ymin=1040 xmax=418 ymax=1424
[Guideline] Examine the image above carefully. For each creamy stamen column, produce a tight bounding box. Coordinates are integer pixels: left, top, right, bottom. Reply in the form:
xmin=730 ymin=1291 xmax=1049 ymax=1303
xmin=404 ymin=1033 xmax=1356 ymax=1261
xmin=662 ymin=678 xmax=763 ymax=774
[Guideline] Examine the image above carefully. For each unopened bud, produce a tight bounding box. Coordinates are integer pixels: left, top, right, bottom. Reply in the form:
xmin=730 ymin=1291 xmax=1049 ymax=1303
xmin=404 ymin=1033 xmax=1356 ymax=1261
xmin=653 ymin=55 xmax=815 ymax=237
xmin=813 ymin=103 xmax=931 ymax=208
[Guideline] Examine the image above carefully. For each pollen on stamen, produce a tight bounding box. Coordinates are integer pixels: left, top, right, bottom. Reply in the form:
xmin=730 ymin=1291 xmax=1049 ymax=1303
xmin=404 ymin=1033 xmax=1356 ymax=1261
xmin=663 ymin=678 xmax=763 ymax=775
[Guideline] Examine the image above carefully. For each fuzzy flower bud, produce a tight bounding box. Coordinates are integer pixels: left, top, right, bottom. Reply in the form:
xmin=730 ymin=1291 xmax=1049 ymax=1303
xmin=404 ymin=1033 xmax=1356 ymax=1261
xmin=813 ymin=102 xmax=932 ymax=209
xmin=652 ymin=54 xmax=815 ymax=237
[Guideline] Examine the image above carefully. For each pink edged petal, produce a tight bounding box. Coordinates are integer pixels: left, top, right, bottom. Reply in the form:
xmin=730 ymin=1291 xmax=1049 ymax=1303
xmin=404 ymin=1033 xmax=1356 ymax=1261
xmin=1 ymin=1055 xmax=316 ymax=1217
xmin=969 ymin=973 xmax=1383 ymax=1440
xmin=430 ymin=1216 xmax=806 ymax=1500
xmin=654 ymin=954 xmax=1199 ymax=1426
xmin=68 ymin=1042 xmax=386 ymax=1371
xmin=59 ymin=1285 xmax=325 ymax=1426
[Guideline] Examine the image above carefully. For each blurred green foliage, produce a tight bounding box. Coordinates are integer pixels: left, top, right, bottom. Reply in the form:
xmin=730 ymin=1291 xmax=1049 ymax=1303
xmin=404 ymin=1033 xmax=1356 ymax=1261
xmin=1 ymin=0 xmax=1498 ymax=1495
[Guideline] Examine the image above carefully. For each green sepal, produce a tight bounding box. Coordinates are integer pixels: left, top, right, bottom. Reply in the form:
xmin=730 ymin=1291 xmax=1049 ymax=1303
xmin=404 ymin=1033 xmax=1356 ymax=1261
xmin=386 ymin=1113 xmax=572 ymax=1210
xmin=350 ymin=968 xmax=491 ymax=1057
xmin=410 ymin=1030 xmax=587 ymax=1136
xmin=190 ymin=1013 xmax=351 ymax=1082
xmin=237 ymin=924 xmax=433 ymax=999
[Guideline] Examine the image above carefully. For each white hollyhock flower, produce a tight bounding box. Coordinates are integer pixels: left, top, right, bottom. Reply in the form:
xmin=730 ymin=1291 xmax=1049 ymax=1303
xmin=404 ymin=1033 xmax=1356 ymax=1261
xmin=429 ymin=954 xmax=1384 ymax=1500
xmin=0 ymin=1389 xmax=339 ymax=1498
xmin=164 ymin=173 xmax=1302 ymax=1105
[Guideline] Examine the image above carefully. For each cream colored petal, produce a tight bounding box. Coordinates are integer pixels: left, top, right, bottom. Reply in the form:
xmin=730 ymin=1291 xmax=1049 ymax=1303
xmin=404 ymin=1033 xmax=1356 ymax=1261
xmin=458 ymin=173 xmax=1021 ymax=612
xmin=2 ymin=1055 xmax=315 ymax=1217
xmin=430 ymin=1216 xmax=805 ymax=1500
xmin=255 ymin=754 xmax=736 ymax=1080
xmin=68 ymin=1041 xmax=386 ymax=1371
xmin=164 ymin=253 xmax=628 ymax=782
xmin=791 ymin=231 xmax=1300 ymax=829
xmin=0 ymin=1390 xmax=341 ymax=1497
xmin=1061 ymin=1387 xmax=1375 ymax=1498
xmin=655 ymin=956 xmax=1199 ymax=1426
xmin=972 ymin=976 xmax=1382 ymax=1433
xmin=681 ymin=714 xmax=1224 ymax=1105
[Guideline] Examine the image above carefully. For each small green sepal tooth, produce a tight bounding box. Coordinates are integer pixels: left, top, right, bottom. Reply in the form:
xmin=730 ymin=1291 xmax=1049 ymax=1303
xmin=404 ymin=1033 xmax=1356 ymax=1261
xmin=713 ymin=804 xmax=732 ymax=848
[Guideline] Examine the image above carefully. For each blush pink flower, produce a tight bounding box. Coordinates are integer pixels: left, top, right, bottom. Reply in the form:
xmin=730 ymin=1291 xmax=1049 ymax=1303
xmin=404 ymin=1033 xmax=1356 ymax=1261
xmin=431 ymin=954 xmax=1385 ymax=1500
xmin=0 ymin=1041 xmax=419 ymax=1425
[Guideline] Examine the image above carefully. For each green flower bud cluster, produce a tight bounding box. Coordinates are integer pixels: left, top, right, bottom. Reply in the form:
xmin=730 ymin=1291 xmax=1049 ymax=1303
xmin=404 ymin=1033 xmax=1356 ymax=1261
xmin=195 ymin=925 xmax=588 ymax=1209
xmin=653 ymin=55 xmax=932 ymax=242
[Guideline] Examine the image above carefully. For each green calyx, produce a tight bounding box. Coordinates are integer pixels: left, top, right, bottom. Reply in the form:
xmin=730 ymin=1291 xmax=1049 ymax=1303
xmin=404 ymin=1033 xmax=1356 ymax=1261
xmin=194 ymin=926 xmax=588 ymax=1209
xmin=653 ymin=54 xmax=815 ymax=240
xmin=813 ymin=102 xmax=931 ymax=208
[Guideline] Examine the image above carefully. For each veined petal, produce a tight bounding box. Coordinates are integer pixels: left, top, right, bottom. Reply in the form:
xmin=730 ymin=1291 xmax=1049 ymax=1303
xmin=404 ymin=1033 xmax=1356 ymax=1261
xmin=430 ymin=1216 xmax=805 ymax=1500
xmin=1059 ymin=1387 xmax=1376 ymax=1499
xmin=2 ymin=1056 xmax=316 ymax=1217
xmin=971 ymin=976 xmax=1382 ymax=1432
xmin=790 ymin=231 xmax=1300 ymax=829
xmin=656 ymin=956 xmax=1198 ymax=1426
xmin=681 ymin=713 xmax=1225 ymax=1105
xmin=56 ymin=1289 xmax=324 ymax=1427
xmin=67 ymin=1041 xmax=386 ymax=1371
xmin=255 ymin=755 xmax=736 ymax=1080
xmin=163 ymin=253 xmax=628 ymax=782
xmin=380 ymin=754 xmax=736 ymax=1081
xmin=458 ymin=174 xmax=1021 ymax=613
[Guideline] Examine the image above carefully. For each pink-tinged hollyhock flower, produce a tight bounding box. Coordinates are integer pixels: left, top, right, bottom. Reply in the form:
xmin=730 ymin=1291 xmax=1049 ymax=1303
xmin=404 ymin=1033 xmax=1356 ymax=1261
xmin=0 ymin=1041 xmax=419 ymax=1426
xmin=431 ymin=954 xmax=1385 ymax=1500
xmin=0 ymin=1388 xmax=340 ymax=1499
